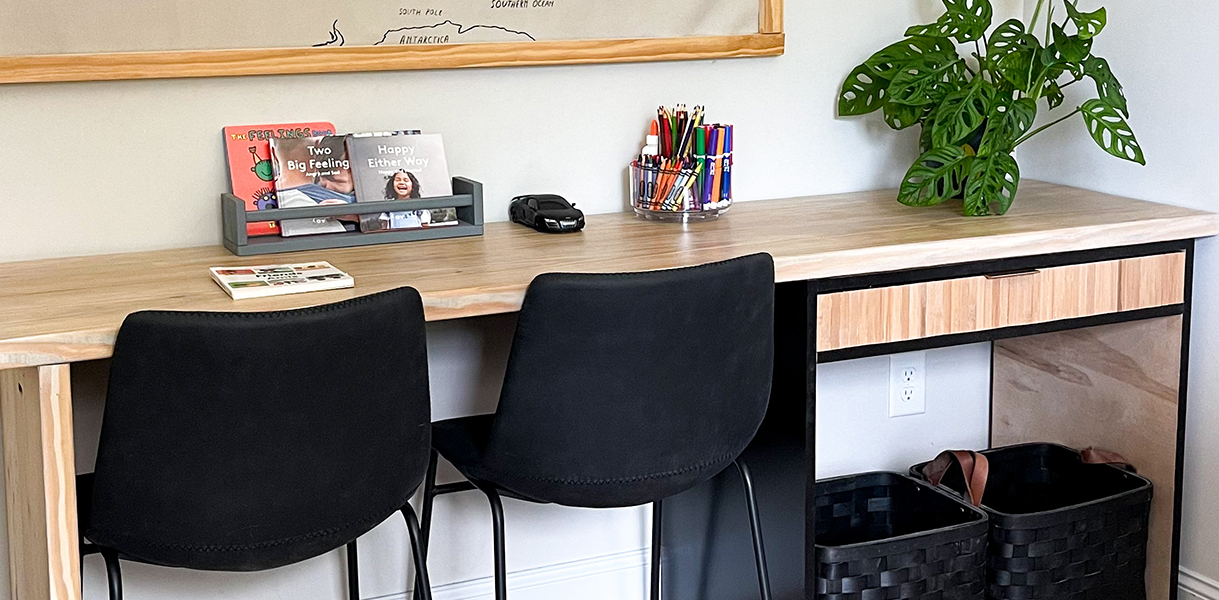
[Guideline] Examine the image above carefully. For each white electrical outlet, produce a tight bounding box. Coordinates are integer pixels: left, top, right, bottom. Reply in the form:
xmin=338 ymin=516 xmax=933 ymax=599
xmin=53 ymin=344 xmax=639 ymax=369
xmin=889 ymin=351 xmax=927 ymax=417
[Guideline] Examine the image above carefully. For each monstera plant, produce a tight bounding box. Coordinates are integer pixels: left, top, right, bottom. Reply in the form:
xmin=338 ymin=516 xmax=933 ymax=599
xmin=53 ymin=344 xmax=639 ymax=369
xmin=838 ymin=0 xmax=1143 ymax=216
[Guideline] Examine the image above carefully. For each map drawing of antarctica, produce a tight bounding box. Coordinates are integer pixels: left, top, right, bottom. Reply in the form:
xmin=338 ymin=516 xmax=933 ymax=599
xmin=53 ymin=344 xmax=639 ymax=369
xmin=0 ymin=0 xmax=757 ymax=55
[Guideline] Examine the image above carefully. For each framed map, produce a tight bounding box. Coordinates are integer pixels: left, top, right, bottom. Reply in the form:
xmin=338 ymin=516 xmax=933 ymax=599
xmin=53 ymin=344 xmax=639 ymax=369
xmin=0 ymin=0 xmax=783 ymax=83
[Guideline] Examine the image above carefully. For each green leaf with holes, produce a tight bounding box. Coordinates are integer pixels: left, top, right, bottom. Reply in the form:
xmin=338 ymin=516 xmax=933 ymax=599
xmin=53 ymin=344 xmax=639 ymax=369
xmin=898 ymin=147 xmax=970 ymax=206
xmin=839 ymin=64 xmax=890 ymax=116
xmin=943 ymin=0 xmax=993 ymax=40
xmin=964 ymin=152 xmax=1020 ymax=215
xmin=979 ymin=97 xmax=1036 ymax=154
xmin=996 ymin=46 xmax=1037 ymax=91
xmin=906 ymin=0 xmax=993 ymax=43
xmin=1065 ymin=1 xmax=1106 ymax=40
xmin=883 ymin=100 xmax=931 ymax=130
xmin=864 ymin=36 xmax=958 ymax=78
xmin=1046 ymin=23 xmax=1093 ymax=63
xmin=1081 ymin=98 xmax=1145 ymax=164
xmin=1084 ymin=56 xmax=1128 ymax=117
xmin=888 ymin=55 xmax=964 ymax=106
xmin=987 ymin=19 xmax=1030 ymax=63
xmin=840 ymin=37 xmax=958 ymax=117
xmin=932 ymin=78 xmax=996 ymax=148
xmin=1043 ymin=79 xmax=1065 ymax=110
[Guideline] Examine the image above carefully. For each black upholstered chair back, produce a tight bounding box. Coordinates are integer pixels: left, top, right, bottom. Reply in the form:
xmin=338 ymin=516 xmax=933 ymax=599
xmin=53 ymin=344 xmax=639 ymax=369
xmin=87 ymin=288 xmax=432 ymax=571
xmin=480 ymin=253 xmax=775 ymax=508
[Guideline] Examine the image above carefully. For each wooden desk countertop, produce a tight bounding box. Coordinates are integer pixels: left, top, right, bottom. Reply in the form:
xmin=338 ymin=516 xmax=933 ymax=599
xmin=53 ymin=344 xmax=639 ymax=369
xmin=2 ymin=181 xmax=1216 ymax=369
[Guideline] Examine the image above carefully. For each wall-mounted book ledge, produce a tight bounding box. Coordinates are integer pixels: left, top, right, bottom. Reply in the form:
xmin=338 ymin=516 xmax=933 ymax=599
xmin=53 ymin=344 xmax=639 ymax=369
xmin=222 ymin=177 xmax=484 ymax=256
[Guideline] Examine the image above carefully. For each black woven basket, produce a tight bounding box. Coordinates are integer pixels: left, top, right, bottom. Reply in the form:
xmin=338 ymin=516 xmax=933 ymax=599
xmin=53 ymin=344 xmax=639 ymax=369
xmin=911 ymin=443 xmax=1153 ymax=600
xmin=814 ymin=472 xmax=988 ymax=600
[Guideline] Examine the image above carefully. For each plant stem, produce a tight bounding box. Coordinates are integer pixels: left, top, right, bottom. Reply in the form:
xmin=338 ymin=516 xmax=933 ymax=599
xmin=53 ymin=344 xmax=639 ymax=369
xmin=973 ymin=40 xmax=982 ymax=79
xmin=1030 ymin=0 xmax=1047 ymax=35
xmin=1045 ymin=3 xmax=1055 ymax=43
xmin=1013 ymin=107 xmax=1082 ymax=147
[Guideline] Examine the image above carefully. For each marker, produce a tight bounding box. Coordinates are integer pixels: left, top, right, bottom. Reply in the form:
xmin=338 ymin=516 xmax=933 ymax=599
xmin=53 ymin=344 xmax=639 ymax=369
xmin=711 ymin=126 xmax=726 ymax=209
xmin=707 ymin=127 xmax=711 ymax=209
xmin=720 ymin=125 xmax=733 ymax=206
xmin=694 ymin=127 xmax=707 ymax=210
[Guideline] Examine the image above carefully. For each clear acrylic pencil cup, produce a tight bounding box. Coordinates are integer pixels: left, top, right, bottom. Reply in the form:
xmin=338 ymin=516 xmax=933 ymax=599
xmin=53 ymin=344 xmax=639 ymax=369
xmin=629 ymin=153 xmax=732 ymax=222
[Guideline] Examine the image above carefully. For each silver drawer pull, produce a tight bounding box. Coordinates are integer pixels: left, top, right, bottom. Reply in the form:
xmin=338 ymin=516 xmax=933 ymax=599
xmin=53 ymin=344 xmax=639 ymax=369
xmin=985 ymin=269 xmax=1042 ymax=280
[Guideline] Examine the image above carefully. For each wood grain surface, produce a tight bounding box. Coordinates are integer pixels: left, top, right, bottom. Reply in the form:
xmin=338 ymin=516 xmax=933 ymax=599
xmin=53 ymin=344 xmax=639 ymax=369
xmin=0 ymin=33 xmax=784 ymax=85
xmin=1 ymin=181 xmax=1215 ymax=369
xmin=1120 ymin=253 xmax=1188 ymax=310
xmin=993 ymin=317 xmax=1183 ymax=600
xmin=760 ymin=0 xmax=784 ymax=33
xmin=0 ymin=365 xmax=80 ymax=600
xmin=816 ymin=252 xmax=1185 ymax=352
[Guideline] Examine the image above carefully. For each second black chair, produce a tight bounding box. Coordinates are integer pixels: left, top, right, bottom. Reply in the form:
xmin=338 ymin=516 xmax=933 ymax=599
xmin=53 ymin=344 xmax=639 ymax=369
xmin=415 ymin=253 xmax=776 ymax=600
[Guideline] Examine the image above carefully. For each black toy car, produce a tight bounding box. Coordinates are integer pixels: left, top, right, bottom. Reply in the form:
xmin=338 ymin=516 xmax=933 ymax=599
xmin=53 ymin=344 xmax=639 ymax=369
xmin=509 ymin=194 xmax=585 ymax=233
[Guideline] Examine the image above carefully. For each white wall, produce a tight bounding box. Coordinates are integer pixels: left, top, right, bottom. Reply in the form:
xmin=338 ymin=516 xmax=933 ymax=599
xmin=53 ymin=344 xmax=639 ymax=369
xmin=0 ymin=0 xmax=1020 ymax=262
xmin=815 ymin=345 xmax=992 ymax=480
xmin=0 ymin=0 xmax=1019 ymax=598
xmin=1015 ymin=0 xmax=1219 ymax=587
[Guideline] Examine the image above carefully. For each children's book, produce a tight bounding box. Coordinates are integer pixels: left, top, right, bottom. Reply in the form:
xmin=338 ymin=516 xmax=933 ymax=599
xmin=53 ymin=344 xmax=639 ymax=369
xmin=347 ymin=133 xmax=456 ymax=232
xmin=269 ymin=134 xmax=355 ymax=235
xmin=210 ymin=262 xmax=353 ymax=300
xmin=223 ymin=122 xmax=337 ymax=237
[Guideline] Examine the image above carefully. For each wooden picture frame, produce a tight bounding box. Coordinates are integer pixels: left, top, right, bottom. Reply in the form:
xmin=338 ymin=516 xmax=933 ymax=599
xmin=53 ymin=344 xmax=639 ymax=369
xmin=0 ymin=0 xmax=783 ymax=84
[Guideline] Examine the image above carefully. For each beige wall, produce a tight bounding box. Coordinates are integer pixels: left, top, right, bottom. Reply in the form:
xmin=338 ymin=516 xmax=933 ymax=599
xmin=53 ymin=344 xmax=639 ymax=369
xmin=0 ymin=1 xmax=1035 ymax=599
xmin=0 ymin=0 xmax=999 ymax=263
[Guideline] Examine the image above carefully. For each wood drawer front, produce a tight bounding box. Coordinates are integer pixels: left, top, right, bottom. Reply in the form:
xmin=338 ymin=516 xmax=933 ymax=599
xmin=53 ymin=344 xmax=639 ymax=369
xmin=817 ymin=252 xmax=1186 ymax=352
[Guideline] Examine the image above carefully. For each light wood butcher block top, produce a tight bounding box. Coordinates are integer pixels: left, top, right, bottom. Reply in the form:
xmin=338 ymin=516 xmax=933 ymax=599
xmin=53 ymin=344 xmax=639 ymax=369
xmin=2 ymin=181 xmax=1216 ymax=369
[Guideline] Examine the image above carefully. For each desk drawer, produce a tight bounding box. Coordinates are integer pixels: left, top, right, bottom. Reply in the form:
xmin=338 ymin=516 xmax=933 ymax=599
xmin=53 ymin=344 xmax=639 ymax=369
xmin=816 ymin=252 xmax=1186 ymax=352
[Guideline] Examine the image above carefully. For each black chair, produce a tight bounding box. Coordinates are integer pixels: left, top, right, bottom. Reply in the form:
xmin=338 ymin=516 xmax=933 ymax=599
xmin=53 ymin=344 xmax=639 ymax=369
xmin=414 ymin=253 xmax=776 ymax=600
xmin=78 ymin=288 xmax=435 ymax=600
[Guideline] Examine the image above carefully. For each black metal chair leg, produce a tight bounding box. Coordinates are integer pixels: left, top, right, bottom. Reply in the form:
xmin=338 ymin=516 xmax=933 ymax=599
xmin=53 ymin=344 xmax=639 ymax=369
xmin=346 ymin=540 xmax=360 ymax=600
xmin=413 ymin=450 xmax=439 ymax=600
xmin=734 ymin=459 xmax=772 ymax=600
xmin=650 ymin=499 xmax=663 ymax=600
xmin=101 ymin=547 xmax=123 ymax=600
xmin=402 ymin=504 xmax=434 ymax=600
xmin=476 ymin=483 xmax=508 ymax=600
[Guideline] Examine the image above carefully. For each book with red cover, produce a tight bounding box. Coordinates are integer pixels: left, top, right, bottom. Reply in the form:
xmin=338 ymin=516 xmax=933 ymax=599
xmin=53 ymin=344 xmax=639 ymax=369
xmin=224 ymin=122 xmax=337 ymax=236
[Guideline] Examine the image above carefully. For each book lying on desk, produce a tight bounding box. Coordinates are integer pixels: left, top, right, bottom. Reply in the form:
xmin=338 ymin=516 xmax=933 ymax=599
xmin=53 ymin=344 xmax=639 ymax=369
xmin=210 ymin=262 xmax=353 ymax=300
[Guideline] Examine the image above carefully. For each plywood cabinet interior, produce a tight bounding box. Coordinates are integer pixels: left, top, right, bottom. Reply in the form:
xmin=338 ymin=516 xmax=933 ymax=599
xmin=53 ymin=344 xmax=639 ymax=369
xmin=816 ymin=252 xmax=1186 ymax=352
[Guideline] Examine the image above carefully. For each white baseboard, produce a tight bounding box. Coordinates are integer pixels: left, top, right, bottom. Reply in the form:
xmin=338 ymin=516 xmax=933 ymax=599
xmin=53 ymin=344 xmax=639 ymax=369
xmin=369 ymin=548 xmax=650 ymax=600
xmin=1182 ymin=567 xmax=1219 ymax=600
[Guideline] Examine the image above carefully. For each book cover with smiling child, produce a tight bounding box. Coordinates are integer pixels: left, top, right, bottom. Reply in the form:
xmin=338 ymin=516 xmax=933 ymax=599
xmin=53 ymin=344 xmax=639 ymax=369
xmin=347 ymin=133 xmax=455 ymax=232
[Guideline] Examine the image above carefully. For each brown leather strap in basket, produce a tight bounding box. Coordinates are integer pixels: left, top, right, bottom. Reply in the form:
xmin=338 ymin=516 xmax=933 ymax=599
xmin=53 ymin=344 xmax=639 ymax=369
xmin=923 ymin=446 xmax=1137 ymax=509
xmin=922 ymin=450 xmax=989 ymax=508
xmin=1081 ymin=446 xmax=1137 ymax=473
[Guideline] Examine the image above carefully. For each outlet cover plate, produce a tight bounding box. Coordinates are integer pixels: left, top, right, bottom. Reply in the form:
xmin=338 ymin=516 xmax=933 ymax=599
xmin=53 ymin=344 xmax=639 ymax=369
xmin=889 ymin=351 xmax=927 ymax=417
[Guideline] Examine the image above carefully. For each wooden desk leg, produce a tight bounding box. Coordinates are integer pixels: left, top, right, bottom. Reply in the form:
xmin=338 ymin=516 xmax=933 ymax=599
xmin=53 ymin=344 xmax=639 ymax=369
xmin=0 ymin=365 xmax=81 ymax=600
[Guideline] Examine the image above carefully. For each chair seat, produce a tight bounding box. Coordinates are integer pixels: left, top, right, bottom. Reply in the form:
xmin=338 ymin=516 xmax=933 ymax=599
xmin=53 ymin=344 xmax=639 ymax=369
xmin=432 ymin=415 xmax=545 ymax=503
xmin=432 ymin=414 xmax=494 ymax=474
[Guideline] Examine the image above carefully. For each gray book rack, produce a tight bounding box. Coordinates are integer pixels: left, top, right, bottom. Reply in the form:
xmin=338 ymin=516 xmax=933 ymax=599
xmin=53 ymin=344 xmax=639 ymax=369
xmin=222 ymin=177 xmax=484 ymax=256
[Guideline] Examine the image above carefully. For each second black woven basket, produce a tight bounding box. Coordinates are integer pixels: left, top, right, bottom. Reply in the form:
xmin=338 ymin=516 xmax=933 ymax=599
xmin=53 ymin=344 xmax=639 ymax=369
xmin=815 ymin=472 xmax=988 ymax=600
xmin=912 ymin=443 xmax=1152 ymax=600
